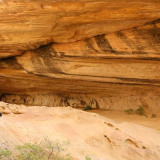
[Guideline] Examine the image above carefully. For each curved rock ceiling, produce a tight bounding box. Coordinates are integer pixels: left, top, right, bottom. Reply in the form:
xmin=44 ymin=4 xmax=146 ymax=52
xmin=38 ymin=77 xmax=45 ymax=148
xmin=0 ymin=0 xmax=160 ymax=58
xmin=0 ymin=0 xmax=160 ymax=110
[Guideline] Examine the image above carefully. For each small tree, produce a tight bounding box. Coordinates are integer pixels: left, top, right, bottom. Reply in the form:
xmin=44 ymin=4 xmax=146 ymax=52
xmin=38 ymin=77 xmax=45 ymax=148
xmin=124 ymin=108 xmax=134 ymax=114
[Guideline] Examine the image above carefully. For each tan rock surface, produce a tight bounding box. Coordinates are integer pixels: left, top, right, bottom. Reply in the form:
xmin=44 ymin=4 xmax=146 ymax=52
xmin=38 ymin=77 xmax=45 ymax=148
xmin=0 ymin=0 xmax=160 ymax=112
xmin=0 ymin=19 xmax=160 ymax=111
xmin=0 ymin=102 xmax=160 ymax=160
xmin=0 ymin=101 xmax=26 ymax=114
xmin=0 ymin=1 xmax=160 ymax=159
xmin=0 ymin=0 xmax=160 ymax=58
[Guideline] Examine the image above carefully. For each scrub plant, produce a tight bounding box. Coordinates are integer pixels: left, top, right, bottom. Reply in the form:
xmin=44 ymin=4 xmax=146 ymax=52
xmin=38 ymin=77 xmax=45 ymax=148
xmin=135 ymin=106 xmax=145 ymax=115
xmin=0 ymin=139 xmax=91 ymax=160
xmin=0 ymin=139 xmax=71 ymax=160
xmin=124 ymin=108 xmax=134 ymax=114
xmin=83 ymin=105 xmax=92 ymax=111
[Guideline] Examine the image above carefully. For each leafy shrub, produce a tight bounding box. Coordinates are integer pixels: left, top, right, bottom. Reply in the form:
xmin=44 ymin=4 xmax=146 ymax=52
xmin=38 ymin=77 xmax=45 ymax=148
xmin=0 ymin=139 xmax=71 ymax=160
xmin=0 ymin=149 xmax=12 ymax=159
xmin=15 ymin=142 xmax=46 ymax=160
xmin=0 ymin=139 xmax=91 ymax=160
xmin=135 ymin=106 xmax=145 ymax=115
xmin=86 ymin=156 xmax=91 ymax=160
xmin=124 ymin=108 xmax=134 ymax=114
xmin=83 ymin=105 xmax=92 ymax=111
xmin=124 ymin=106 xmax=147 ymax=116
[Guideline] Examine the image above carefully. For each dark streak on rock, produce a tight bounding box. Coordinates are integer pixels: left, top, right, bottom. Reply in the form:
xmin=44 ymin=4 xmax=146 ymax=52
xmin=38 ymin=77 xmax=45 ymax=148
xmin=147 ymin=27 xmax=160 ymax=50
xmin=0 ymin=57 xmax=23 ymax=70
xmin=145 ymin=18 xmax=160 ymax=25
xmin=31 ymin=44 xmax=63 ymax=74
xmin=63 ymin=54 xmax=160 ymax=61
xmin=131 ymin=27 xmax=147 ymax=52
xmin=95 ymin=34 xmax=115 ymax=53
xmin=115 ymin=77 xmax=160 ymax=84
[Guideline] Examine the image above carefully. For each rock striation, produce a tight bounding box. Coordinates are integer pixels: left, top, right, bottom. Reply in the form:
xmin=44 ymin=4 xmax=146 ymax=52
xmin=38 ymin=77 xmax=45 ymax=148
xmin=0 ymin=0 xmax=160 ymax=58
xmin=0 ymin=0 xmax=160 ymax=111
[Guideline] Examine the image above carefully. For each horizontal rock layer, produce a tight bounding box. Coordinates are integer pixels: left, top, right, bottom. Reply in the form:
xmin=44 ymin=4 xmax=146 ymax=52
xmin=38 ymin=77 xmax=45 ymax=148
xmin=0 ymin=18 xmax=160 ymax=111
xmin=0 ymin=0 xmax=160 ymax=111
xmin=1 ymin=93 xmax=160 ymax=114
xmin=1 ymin=0 xmax=160 ymax=58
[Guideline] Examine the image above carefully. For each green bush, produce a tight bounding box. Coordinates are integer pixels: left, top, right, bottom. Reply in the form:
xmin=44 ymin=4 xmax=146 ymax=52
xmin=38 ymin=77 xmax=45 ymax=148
xmin=85 ymin=156 xmax=91 ymax=160
xmin=135 ymin=106 xmax=145 ymax=115
xmin=0 ymin=149 xmax=12 ymax=159
xmin=83 ymin=105 xmax=92 ymax=111
xmin=124 ymin=108 xmax=134 ymax=114
xmin=0 ymin=139 xmax=71 ymax=160
xmin=0 ymin=139 xmax=91 ymax=160
xmin=124 ymin=106 xmax=147 ymax=116
xmin=15 ymin=143 xmax=46 ymax=160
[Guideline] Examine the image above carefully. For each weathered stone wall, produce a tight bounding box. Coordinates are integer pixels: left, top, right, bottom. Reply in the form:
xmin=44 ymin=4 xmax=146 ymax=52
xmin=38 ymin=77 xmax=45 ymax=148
xmin=0 ymin=0 xmax=160 ymax=111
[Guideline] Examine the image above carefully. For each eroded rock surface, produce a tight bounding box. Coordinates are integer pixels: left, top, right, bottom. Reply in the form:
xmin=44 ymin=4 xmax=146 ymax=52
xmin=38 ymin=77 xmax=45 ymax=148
xmin=0 ymin=101 xmax=26 ymax=114
xmin=0 ymin=0 xmax=160 ymax=111
xmin=0 ymin=0 xmax=160 ymax=58
xmin=0 ymin=103 xmax=160 ymax=160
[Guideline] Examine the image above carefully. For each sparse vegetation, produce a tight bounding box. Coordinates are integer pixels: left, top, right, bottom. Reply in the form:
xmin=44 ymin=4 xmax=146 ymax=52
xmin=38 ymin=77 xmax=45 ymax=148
xmin=83 ymin=105 xmax=92 ymax=111
xmin=0 ymin=139 xmax=71 ymax=160
xmin=0 ymin=149 xmax=12 ymax=159
xmin=135 ymin=106 xmax=145 ymax=115
xmin=124 ymin=108 xmax=134 ymax=114
xmin=124 ymin=106 xmax=146 ymax=116
xmin=0 ymin=139 xmax=91 ymax=160
xmin=151 ymin=114 xmax=156 ymax=118
xmin=85 ymin=156 xmax=91 ymax=160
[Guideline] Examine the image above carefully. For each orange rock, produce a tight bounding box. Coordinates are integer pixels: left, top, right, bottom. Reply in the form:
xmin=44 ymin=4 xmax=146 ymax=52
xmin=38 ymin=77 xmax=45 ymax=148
xmin=0 ymin=0 xmax=160 ymax=58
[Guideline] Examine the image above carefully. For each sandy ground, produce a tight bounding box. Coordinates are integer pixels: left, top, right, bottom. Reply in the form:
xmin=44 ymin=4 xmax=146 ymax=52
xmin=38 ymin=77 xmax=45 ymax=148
xmin=0 ymin=103 xmax=160 ymax=160
xmin=90 ymin=110 xmax=160 ymax=132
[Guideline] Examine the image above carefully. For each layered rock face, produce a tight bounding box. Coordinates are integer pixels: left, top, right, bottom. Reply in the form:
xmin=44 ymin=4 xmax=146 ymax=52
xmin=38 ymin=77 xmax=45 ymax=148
xmin=0 ymin=0 xmax=160 ymax=111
